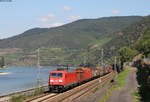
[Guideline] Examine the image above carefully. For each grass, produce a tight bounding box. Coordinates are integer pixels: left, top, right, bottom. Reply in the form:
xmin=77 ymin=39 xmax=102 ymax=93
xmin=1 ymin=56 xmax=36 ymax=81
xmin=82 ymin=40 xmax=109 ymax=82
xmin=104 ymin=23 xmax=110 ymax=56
xmin=4 ymin=53 xmax=20 ymax=59
xmin=99 ymin=67 xmax=131 ymax=102
xmin=94 ymin=87 xmax=100 ymax=92
xmin=11 ymin=95 xmax=27 ymax=102
xmin=10 ymin=88 xmax=44 ymax=102
xmin=90 ymin=38 xmax=112 ymax=48
xmin=132 ymin=89 xmax=141 ymax=102
xmin=114 ymin=68 xmax=131 ymax=89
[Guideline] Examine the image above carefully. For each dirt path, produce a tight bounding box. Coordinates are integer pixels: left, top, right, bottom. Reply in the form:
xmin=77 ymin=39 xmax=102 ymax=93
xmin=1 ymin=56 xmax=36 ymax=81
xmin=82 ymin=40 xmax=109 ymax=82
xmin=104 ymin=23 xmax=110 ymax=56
xmin=107 ymin=68 xmax=138 ymax=102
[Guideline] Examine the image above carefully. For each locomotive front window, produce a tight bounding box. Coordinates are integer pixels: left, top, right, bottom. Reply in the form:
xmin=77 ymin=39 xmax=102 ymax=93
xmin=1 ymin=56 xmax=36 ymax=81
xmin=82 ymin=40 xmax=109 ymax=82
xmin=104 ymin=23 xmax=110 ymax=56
xmin=51 ymin=73 xmax=63 ymax=78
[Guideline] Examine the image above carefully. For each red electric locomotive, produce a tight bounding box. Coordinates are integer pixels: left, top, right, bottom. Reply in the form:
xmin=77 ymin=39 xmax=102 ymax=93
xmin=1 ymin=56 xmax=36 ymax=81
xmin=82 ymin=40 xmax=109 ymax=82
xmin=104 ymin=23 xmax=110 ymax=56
xmin=48 ymin=66 xmax=93 ymax=92
xmin=48 ymin=64 xmax=112 ymax=92
xmin=49 ymin=69 xmax=78 ymax=92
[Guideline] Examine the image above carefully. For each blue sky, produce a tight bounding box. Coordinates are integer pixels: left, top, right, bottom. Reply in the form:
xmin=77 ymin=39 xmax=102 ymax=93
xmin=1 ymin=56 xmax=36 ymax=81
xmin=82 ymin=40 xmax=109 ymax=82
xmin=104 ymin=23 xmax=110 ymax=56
xmin=0 ymin=0 xmax=150 ymax=38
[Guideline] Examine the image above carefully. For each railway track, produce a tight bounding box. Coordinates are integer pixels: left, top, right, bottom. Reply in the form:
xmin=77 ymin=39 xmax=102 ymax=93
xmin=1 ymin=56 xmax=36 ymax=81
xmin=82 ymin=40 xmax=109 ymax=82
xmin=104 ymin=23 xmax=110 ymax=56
xmin=25 ymin=93 xmax=57 ymax=102
xmin=68 ymin=73 xmax=113 ymax=102
xmin=26 ymin=72 xmax=114 ymax=102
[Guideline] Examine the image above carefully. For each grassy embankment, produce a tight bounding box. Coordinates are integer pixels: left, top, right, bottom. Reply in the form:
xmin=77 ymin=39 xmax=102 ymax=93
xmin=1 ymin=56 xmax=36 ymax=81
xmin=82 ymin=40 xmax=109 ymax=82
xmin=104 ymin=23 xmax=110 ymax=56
xmin=10 ymin=88 xmax=45 ymax=102
xmin=132 ymin=90 xmax=141 ymax=102
xmin=99 ymin=67 xmax=131 ymax=102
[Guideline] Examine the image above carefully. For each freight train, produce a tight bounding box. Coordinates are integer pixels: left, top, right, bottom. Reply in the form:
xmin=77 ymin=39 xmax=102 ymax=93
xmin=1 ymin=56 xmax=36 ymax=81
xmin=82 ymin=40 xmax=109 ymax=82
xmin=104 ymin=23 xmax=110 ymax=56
xmin=48 ymin=64 xmax=112 ymax=92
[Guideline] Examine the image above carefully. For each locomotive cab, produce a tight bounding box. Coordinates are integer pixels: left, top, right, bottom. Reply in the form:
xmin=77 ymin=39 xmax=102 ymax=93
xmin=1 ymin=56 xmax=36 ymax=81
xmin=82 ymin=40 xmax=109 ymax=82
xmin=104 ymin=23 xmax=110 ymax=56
xmin=49 ymin=71 xmax=65 ymax=92
xmin=48 ymin=69 xmax=78 ymax=92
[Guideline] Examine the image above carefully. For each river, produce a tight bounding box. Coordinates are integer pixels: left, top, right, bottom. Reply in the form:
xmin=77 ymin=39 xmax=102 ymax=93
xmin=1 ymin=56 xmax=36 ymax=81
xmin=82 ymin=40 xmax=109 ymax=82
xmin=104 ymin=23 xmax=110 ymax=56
xmin=0 ymin=66 xmax=56 ymax=96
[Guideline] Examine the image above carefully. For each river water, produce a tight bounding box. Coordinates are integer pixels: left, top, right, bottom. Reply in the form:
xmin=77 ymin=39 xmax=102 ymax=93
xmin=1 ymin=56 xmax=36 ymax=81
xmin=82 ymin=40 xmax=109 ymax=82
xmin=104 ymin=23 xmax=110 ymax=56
xmin=0 ymin=66 xmax=56 ymax=96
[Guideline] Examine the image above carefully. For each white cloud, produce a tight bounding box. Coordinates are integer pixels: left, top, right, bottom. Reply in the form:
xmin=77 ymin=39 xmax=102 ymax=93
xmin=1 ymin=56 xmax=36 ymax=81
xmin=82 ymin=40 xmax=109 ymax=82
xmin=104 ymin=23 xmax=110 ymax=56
xmin=112 ymin=10 xmax=120 ymax=14
xmin=39 ymin=18 xmax=49 ymax=22
xmin=69 ymin=15 xmax=81 ymax=21
xmin=38 ymin=13 xmax=56 ymax=22
xmin=47 ymin=14 xmax=55 ymax=19
xmin=47 ymin=22 xmax=64 ymax=27
xmin=62 ymin=6 xmax=72 ymax=11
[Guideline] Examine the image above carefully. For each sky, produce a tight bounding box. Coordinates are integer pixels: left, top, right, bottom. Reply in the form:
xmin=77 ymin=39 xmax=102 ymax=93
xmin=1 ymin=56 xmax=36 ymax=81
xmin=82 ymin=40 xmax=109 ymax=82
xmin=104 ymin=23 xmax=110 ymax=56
xmin=0 ymin=0 xmax=150 ymax=39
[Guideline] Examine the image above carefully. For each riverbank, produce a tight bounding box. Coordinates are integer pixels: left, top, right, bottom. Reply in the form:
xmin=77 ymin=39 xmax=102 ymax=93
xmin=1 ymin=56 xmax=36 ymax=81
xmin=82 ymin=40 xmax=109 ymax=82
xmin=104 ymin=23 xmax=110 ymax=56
xmin=0 ymin=66 xmax=10 ymax=75
xmin=0 ymin=66 xmax=6 ymax=69
xmin=0 ymin=72 xmax=11 ymax=75
xmin=0 ymin=86 xmax=48 ymax=102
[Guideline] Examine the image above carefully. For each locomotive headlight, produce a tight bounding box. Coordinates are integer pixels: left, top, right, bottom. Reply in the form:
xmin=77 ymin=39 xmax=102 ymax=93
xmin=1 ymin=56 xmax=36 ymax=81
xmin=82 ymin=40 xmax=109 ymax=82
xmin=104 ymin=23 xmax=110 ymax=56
xmin=58 ymin=80 xmax=63 ymax=82
xmin=50 ymin=80 xmax=54 ymax=82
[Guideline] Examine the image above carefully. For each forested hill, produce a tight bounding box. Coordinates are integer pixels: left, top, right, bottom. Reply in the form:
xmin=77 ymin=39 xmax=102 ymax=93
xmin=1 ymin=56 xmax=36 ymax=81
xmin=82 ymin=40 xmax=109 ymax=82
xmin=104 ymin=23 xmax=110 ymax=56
xmin=0 ymin=16 xmax=142 ymax=49
xmin=103 ymin=15 xmax=150 ymax=57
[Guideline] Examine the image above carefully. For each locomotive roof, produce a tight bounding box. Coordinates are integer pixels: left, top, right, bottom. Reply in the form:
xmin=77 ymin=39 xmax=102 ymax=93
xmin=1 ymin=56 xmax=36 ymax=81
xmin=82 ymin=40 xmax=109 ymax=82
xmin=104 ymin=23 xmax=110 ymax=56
xmin=49 ymin=69 xmax=75 ymax=73
xmin=49 ymin=70 xmax=66 ymax=73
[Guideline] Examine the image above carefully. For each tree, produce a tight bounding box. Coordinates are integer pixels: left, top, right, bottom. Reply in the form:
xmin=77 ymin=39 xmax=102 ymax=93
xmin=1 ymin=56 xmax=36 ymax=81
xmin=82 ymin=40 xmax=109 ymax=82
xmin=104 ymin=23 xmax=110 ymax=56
xmin=135 ymin=30 xmax=150 ymax=57
xmin=0 ymin=56 xmax=5 ymax=68
xmin=118 ymin=47 xmax=138 ymax=69
xmin=135 ymin=40 xmax=150 ymax=57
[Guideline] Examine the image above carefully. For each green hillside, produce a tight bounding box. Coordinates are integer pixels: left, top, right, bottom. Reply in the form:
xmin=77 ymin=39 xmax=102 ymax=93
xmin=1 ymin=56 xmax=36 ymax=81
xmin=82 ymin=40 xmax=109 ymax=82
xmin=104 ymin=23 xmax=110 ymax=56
xmin=103 ymin=15 xmax=150 ymax=58
xmin=0 ymin=16 xmax=142 ymax=49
